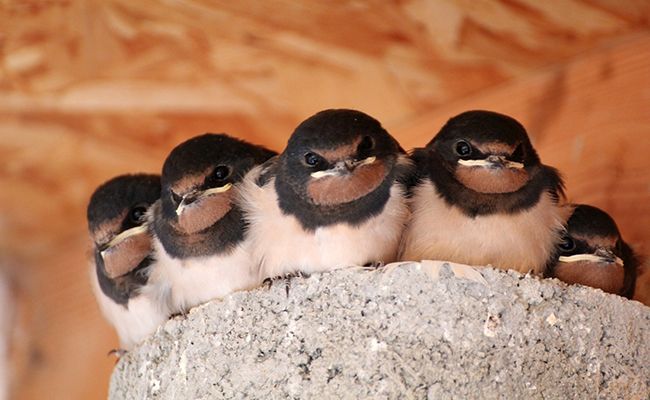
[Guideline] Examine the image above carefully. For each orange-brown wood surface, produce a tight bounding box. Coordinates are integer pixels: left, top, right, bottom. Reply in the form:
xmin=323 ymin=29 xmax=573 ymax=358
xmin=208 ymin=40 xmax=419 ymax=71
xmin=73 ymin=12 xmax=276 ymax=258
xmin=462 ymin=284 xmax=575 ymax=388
xmin=1 ymin=1 xmax=649 ymax=399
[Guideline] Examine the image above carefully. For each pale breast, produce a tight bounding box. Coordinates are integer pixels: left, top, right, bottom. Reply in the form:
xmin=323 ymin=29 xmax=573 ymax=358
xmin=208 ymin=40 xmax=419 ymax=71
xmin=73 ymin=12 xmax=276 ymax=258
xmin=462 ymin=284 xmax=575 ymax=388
xmin=239 ymin=167 xmax=410 ymax=280
xmin=400 ymin=179 xmax=570 ymax=274
xmin=150 ymin=238 xmax=258 ymax=313
xmin=89 ymin=264 xmax=169 ymax=349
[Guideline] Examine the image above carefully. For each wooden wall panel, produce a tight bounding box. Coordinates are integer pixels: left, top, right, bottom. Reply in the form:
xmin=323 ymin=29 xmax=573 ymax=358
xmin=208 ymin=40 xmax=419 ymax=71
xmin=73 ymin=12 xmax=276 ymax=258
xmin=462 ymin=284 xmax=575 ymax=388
xmin=0 ymin=1 xmax=649 ymax=399
xmin=3 ymin=0 xmax=649 ymax=122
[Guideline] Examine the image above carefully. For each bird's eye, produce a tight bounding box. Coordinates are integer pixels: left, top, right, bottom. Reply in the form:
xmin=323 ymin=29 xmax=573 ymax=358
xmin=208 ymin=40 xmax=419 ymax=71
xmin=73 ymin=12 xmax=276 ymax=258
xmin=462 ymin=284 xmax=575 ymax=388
xmin=304 ymin=152 xmax=322 ymax=167
xmin=559 ymin=235 xmax=575 ymax=252
xmin=211 ymin=165 xmax=230 ymax=181
xmin=357 ymin=135 xmax=374 ymax=158
xmin=455 ymin=140 xmax=472 ymax=157
xmin=615 ymin=239 xmax=624 ymax=254
xmin=511 ymin=143 xmax=525 ymax=163
xmin=129 ymin=204 xmax=148 ymax=224
xmin=170 ymin=190 xmax=183 ymax=206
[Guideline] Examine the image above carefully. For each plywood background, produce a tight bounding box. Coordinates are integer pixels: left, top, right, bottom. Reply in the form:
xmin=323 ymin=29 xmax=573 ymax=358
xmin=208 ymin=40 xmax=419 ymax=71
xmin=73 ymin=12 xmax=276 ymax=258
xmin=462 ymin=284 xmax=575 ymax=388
xmin=1 ymin=1 xmax=649 ymax=399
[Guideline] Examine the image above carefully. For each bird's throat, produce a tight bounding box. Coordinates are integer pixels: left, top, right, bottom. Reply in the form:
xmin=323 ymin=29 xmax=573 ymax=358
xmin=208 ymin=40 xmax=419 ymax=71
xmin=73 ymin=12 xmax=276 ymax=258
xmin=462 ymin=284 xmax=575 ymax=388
xmin=306 ymin=161 xmax=387 ymax=206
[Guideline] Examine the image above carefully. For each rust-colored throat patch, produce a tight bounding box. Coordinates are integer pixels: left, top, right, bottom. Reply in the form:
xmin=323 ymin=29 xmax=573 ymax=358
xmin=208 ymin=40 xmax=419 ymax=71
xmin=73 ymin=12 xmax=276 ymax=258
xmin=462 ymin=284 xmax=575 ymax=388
xmin=553 ymin=260 xmax=625 ymax=295
xmin=307 ymin=159 xmax=388 ymax=206
xmin=176 ymin=189 xmax=234 ymax=234
xmin=454 ymin=161 xmax=529 ymax=194
xmin=100 ymin=226 xmax=152 ymax=279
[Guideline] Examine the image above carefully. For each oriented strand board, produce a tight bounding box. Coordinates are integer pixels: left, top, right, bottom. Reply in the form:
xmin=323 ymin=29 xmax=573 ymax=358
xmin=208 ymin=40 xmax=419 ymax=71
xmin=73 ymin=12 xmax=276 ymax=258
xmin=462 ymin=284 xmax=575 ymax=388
xmin=2 ymin=0 xmax=649 ymax=121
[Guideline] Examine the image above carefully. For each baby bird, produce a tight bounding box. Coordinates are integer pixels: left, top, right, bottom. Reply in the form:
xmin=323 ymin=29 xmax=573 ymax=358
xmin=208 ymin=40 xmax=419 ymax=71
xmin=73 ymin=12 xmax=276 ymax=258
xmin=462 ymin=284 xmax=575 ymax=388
xmin=88 ymin=174 xmax=169 ymax=350
xmin=239 ymin=109 xmax=412 ymax=281
xmin=150 ymin=133 xmax=276 ymax=313
xmin=548 ymin=204 xmax=639 ymax=298
xmin=400 ymin=110 xmax=570 ymax=275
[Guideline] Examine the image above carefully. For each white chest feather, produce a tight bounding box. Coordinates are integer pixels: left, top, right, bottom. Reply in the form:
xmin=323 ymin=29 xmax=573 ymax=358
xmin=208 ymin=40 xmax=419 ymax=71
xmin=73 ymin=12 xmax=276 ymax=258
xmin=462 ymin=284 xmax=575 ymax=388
xmin=90 ymin=264 xmax=170 ymax=349
xmin=400 ymin=179 xmax=570 ymax=274
xmin=239 ymin=168 xmax=410 ymax=280
xmin=150 ymin=238 xmax=258 ymax=313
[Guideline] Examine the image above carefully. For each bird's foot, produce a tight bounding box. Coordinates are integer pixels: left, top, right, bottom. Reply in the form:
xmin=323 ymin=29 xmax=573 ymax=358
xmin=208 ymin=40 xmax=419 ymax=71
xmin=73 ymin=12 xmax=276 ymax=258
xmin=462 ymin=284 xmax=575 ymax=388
xmin=169 ymin=309 xmax=190 ymax=319
xmin=363 ymin=260 xmax=385 ymax=269
xmin=263 ymin=272 xmax=309 ymax=297
xmin=107 ymin=348 xmax=128 ymax=359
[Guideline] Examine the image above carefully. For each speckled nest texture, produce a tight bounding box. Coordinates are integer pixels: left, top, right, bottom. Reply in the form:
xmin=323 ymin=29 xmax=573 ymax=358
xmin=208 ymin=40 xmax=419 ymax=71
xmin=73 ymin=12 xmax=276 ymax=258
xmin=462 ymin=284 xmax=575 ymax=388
xmin=110 ymin=261 xmax=649 ymax=399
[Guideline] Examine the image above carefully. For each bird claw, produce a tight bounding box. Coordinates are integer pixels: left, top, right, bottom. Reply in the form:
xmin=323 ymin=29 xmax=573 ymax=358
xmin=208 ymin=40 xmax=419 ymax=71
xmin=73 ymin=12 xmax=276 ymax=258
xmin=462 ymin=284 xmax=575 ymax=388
xmin=363 ymin=260 xmax=384 ymax=269
xmin=170 ymin=309 xmax=190 ymax=319
xmin=263 ymin=272 xmax=309 ymax=297
xmin=107 ymin=348 xmax=128 ymax=359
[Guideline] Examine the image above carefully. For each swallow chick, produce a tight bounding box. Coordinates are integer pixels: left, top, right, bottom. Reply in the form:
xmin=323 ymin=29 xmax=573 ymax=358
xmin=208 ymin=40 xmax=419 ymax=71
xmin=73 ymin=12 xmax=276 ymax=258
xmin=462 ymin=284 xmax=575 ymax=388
xmin=548 ymin=204 xmax=639 ymax=298
xmin=150 ymin=133 xmax=276 ymax=313
xmin=239 ymin=109 xmax=412 ymax=282
xmin=88 ymin=174 xmax=169 ymax=351
xmin=400 ymin=110 xmax=570 ymax=275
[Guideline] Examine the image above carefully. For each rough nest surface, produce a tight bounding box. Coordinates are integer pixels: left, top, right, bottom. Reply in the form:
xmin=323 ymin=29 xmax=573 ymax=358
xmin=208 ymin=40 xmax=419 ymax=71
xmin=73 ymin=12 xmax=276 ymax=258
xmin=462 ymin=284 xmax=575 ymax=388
xmin=109 ymin=261 xmax=649 ymax=399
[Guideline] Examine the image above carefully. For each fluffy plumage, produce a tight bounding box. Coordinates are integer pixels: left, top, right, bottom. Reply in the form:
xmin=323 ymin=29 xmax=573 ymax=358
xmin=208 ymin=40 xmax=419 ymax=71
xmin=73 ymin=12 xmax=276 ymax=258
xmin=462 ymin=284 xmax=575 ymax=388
xmin=240 ymin=109 xmax=412 ymax=281
xmin=150 ymin=133 xmax=276 ymax=313
xmin=400 ymin=110 xmax=569 ymax=275
xmin=88 ymin=174 xmax=170 ymax=349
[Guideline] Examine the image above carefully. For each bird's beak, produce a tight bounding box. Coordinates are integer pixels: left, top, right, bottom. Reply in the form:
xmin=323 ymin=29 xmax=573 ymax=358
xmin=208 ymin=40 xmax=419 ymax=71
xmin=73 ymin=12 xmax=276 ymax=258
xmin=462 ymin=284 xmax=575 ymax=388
xmin=175 ymin=183 xmax=233 ymax=216
xmin=558 ymin=248 xmax=624 ymax=267
xmin=594 ymin=248 xmax=624 ymax=265
xmin=101 ymin=225 xmax=148 ymax=254
xmin=458 ymin=155 xmax=524 ymax=170
xmin=311 ymin=156 xmax=376 ymax=179
xmin=99 ymin=225 xmax=152 ymax=279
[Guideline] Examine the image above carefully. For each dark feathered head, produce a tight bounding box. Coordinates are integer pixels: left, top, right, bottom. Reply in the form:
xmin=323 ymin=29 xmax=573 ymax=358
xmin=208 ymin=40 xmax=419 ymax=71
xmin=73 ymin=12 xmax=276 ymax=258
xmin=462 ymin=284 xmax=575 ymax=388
xmin=274 ymin=109 xmax=408 ymax=229
xmin=551 ymin=204 xmax=638 ymax=298
xmin=159 ymin=133 xmax=276 ymax=234
xmin=87 ymin=173 xmax=160 ymax=280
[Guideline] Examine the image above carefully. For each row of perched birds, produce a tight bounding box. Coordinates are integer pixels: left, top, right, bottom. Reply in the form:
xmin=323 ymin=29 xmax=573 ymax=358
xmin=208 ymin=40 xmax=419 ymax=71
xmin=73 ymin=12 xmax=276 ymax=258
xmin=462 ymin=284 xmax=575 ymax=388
xmin=87 ymin=109 xmax=640 ymax=351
